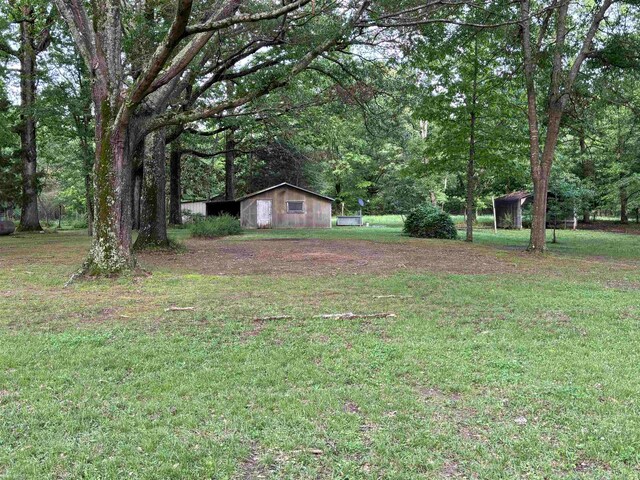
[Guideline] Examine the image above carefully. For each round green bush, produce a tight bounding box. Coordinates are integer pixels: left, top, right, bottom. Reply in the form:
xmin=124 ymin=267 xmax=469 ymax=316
xmin=403 ymin=204 xmax=458 ymax=239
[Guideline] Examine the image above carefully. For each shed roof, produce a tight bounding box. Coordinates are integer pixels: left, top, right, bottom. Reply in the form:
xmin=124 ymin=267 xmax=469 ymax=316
xmin=495 ymin=191 xmax=531 ymax=202
xmin=237 ymin=182 xmax=335 ymax=202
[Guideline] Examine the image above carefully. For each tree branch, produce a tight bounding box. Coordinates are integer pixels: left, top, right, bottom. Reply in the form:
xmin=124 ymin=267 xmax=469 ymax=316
xmin=184 ymin=0 xmax=311 ymax=36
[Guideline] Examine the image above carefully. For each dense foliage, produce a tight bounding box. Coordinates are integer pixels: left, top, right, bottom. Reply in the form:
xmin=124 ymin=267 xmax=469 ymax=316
xmin=403 ymin=204 xmax=458 ymax=239
xmin=189 ymin=215 xmax=242 ymax=238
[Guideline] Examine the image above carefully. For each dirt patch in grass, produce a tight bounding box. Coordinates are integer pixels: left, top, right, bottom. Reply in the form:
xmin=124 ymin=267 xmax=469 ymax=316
xmin=139 ymin=237 xmax=541 ymax=276
xmin=578 ymin=221 xmax=640 ymax=235
xmin=240 ymin=443 xmax=270 ymax=479
xmin=604 ymin=280 xmax=640 ymax=291
xmin=574 ymin=458 xmax=612 ymax=473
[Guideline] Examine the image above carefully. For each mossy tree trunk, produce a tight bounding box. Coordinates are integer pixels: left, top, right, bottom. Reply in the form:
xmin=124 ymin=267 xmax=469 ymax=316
xmin=169 ymin=140 xmax=182 ymax=225
xmin=86 ymin=88 xmax=135 ymax=274
xmin=135 ymin=129 xmax=169 ymax=249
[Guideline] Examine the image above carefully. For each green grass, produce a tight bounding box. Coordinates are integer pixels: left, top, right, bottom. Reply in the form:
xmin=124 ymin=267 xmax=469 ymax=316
xmin=1 ymin=222 xmax=639 ymax=478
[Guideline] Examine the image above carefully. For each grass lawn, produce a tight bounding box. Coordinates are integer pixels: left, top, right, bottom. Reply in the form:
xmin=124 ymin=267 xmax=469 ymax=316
xmin=1 ymin=222 xmax=639 ymax=478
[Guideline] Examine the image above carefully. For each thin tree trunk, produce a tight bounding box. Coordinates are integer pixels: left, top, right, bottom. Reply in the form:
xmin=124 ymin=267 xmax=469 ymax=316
xmin=620 ymin=186 xmax=628 ymax=224
xmin=135 ymin=129 xmax=169 ymax=249
xmin=17 ymin=11 xmax=42 ymax=231
xmin=579 ymin=131 xmax=592 ymax=223
xmin=225 ymin=128 xmax=236 ymax=201
xmin=169 ymin=140 xmax=182 ymax=225
xmin=465 ymin=36 xmax=478 ymax=243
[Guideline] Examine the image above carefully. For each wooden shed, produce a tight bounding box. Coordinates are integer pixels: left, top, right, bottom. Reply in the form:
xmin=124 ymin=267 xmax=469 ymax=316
xmin=181 ymin=196 xmax=240 ymax=220
xmin=181 ymin=200 xmax=208 ymax=217
xmin=494 ymin=191 xmax=532 ymax=229
xmin=238 ymin=183 xmax=333 ymax=229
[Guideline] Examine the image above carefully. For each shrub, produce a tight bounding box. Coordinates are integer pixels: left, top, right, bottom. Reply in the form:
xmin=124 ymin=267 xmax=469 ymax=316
xmin=403 ymin=204 xmax=458 ymax=239
xmin=189 ymin=214 xmax=242 ymax=238
xmin=501 ymin=213 xmax=515 ymax=229
xmin=71 ymin=218 xmax=88 ymax=229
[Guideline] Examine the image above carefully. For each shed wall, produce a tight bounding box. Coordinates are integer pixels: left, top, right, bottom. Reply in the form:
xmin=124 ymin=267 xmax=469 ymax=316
xmin=240 ymin=186 xmax=332 ymax=228
xmin=181 ymin=201 xmax=207 ymax=216
xmin=495 ymin=200 xmax=523 ymax=228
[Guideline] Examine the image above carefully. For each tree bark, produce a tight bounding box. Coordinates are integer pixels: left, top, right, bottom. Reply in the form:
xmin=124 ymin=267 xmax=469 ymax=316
xmin=135 ymin=129 xmax=169 ymax=249
xmin=225 ymin=127 xmax=236 ymax=201
xmin=579 ymin=131 xmax=592 ymax=223
xmin=17 ymin=11 xmax=42 ymax=231
xmin=87 ymin=87 xmax=135 ymax=273
xmin=169 ymin=140 xmax=182 ymax=225
xmin=132 ymin=167 xmax=142 ymax=230
xmin=620 ymin=186 xmax=628 ymax=224
xmin=465 ymin=36 xmax=478 ymax=243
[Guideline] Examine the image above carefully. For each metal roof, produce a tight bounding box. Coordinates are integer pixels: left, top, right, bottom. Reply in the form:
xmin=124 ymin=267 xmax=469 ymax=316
xmin=236 ymin=182 xmax=335 ymax=202
xmin=494 ymin=191 xmax=531 ymax=202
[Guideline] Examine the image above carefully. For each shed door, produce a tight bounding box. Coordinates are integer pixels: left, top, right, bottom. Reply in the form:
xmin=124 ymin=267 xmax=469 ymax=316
xmin=256 ymin=200 xmax=272 ymax=229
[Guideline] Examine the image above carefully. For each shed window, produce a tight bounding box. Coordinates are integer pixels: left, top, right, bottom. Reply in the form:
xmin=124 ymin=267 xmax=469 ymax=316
xmin=287 ymin=201 xmax=304 ymax=213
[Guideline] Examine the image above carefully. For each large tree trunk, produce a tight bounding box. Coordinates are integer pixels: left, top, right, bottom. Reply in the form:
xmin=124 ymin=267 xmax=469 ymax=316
xmin=86 ymin=90 xmax=135 ymax=274
xmin=529 ymin=175 xmax=549 ymax=251
xmin=527 ymin=107 xmax=562 ymax=253
xmin=135 ymin=129 xmax=169 ymax=249
xmin=17 ymin=13 xmax=42 ymax=232
xmin=169 ymin=141 xmax=182 ymax=225
xmin=225 ymin=128 xmax=236 ymax=201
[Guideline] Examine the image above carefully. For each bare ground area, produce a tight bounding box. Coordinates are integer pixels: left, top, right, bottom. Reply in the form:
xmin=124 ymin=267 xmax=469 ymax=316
xmin=578 ymin=220 xmax=640 ymax=235
xmin=139 ymin=237 xmax=543 ymax=276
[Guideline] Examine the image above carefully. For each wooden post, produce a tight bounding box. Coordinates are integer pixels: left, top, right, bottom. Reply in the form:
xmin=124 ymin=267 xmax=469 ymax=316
xmin=492 ymin=196 xmax=497 ymax=233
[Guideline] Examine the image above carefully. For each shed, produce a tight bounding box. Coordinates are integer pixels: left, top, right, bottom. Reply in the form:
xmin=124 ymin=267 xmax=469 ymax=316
xmin=494 ymin=191 xmax=532 ymax=229
xmin=181 ymin=196 xmax=240 ymax=219
xmin=238 ymin=182 xmax=333 ymax=229
xmin=181 ymin=199 xmax=208 ymax=217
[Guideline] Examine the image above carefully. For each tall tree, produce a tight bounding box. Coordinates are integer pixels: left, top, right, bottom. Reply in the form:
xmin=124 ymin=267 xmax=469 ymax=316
xmin=519 ymin=0 xmax=615 ymax=252
xmin=0 ymin=1 xmax=54 ymax=231
xmin=53 ymin=0 xmax=370 ymax=274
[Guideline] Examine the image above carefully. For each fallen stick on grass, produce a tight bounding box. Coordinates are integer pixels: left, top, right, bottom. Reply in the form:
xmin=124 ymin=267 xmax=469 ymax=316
xmin=373 ymin=295 xmax=412 ymax=299
xmin=253 ymin=315 xmax=292 ymax=322
xmin=316 ymin=312 xmax=397 ymax=320
xmin=164 ymin=306 xmax=195 ymax=312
